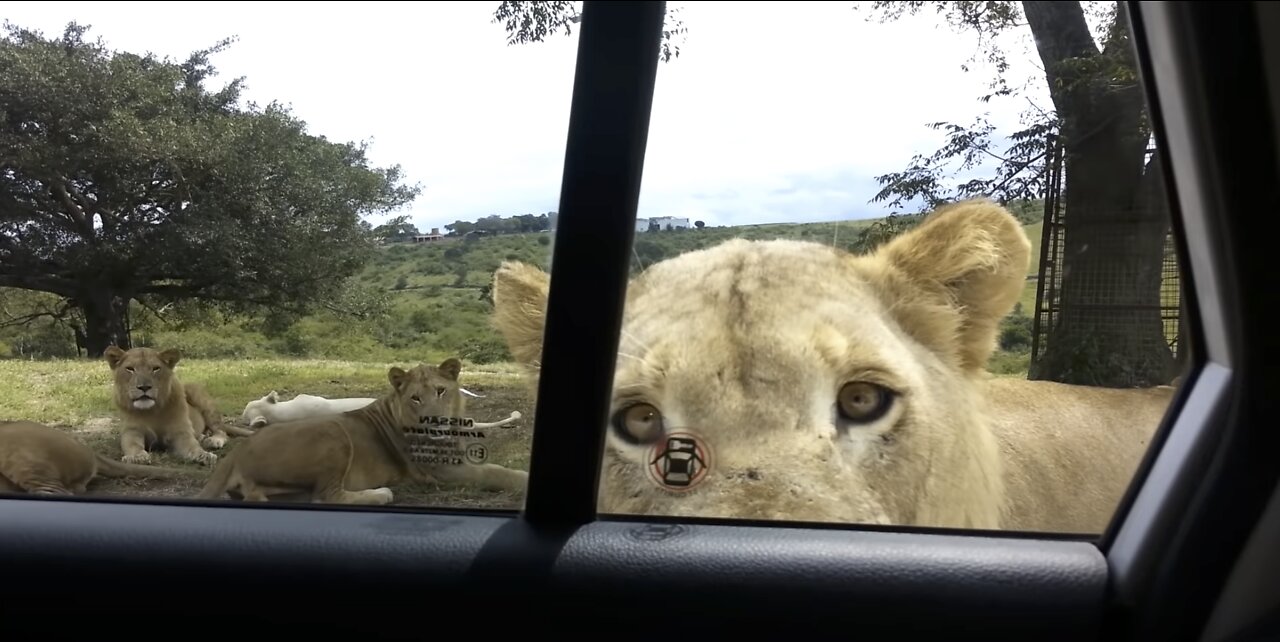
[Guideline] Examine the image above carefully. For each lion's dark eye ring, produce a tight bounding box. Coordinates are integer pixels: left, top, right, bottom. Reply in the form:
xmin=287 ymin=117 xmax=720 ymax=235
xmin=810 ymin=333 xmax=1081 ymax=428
xmin=837 ymin=382 xmax=894 ymax=424
xmin=610 ymin=402 xmax=666 ymax=445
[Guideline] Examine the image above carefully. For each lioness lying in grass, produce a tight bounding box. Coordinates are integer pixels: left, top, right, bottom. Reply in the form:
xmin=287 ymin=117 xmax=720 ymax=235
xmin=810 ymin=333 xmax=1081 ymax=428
xmin=196 ymin=358 xmax=529 ymax=505
xmin=0 ymin=420 xmax=193 ymax=496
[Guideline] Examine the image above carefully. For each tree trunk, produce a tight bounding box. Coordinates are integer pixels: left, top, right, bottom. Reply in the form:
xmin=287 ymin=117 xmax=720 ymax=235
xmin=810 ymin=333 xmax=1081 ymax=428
xmin=76 ymin=290 xmax=132 ymax=358
xmin=1023 ymin=1 xmax=1177 ymax=388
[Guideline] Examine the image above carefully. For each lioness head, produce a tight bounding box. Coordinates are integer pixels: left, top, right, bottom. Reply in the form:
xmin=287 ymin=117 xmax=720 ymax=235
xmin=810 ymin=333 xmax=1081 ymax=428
xmin=241 ymin=391 xmax=281 ymax=428
xmin=105 ymin=346 xmax=182 ymax=413
xmin=491 ymin=199 xmax=1031 ymax=528
xmin=385 ymin=358 xmax=465 ymax=429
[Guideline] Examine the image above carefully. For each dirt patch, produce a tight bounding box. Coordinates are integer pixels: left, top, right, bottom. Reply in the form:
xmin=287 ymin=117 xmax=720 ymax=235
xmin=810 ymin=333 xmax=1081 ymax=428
xmin=76 ymin=417 xmax=116 ymax=434
xmin=64 ymin=384 xmax=538 ymax=511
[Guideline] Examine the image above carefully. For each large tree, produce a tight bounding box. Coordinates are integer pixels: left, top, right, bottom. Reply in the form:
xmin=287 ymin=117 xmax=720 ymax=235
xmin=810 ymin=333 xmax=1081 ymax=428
xmin=0 ymin=22 xmax=419 ymax=357
xmin=862 ymin=1 xmax=1176 ymax=388
xmin=493 ymin=1 xmax=1178 ymax=388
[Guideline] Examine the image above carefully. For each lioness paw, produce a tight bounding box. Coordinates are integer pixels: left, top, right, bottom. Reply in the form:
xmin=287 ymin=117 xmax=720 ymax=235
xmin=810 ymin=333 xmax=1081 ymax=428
xmin=190 ymin=450 xmax=218 ymax=466
xmin=201 ymin=434 xmax=227 ymax=449
xmin=29 ymin=486 xmax=73 ymax=496
xmin=122 ymin=452 xmax=152 ymax=465
xmin=371 ymin=487 xmax=394 ymax=504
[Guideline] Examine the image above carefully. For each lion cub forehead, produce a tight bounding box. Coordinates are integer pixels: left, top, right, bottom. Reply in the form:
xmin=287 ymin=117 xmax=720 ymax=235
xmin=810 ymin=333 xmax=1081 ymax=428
xmin=615 ymin=242 xmax=917 ymax=392
xmin=631 ymin=239 xmax=873 ymax=308
xmin=121 ymin=347 xmax=163 ymax=365
xmin=639 ymin=238 xmax=851 ymax=282
xmin=625 ymin=240 xmax=886 ymax=335
xmin=412 ymin=366 xmax=458 ymax=387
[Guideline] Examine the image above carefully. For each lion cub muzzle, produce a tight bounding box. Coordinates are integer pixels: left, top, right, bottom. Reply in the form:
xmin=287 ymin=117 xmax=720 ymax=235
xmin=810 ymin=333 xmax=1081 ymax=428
xmin=130 ymin=384 xmax=158 ymax=410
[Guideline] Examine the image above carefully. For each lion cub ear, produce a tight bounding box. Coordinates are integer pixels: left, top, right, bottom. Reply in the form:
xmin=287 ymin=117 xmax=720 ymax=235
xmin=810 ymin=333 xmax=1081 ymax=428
xmin=872 ymin=199 xmax=1032 ymax=372
xmin=104 ymin=345 xmax=126 ymax=370
xmin=266 ymin=391 xmax=279 ymax=404
xmin=158 ymin=348 xmax=181 ymax=369
xmin=491 ymin=261 xmax=551 ymax=369
xmin=438 ymin=357 xmax=462 ymax=381
xmin=388 ymin=367 xmax=410 ymax=392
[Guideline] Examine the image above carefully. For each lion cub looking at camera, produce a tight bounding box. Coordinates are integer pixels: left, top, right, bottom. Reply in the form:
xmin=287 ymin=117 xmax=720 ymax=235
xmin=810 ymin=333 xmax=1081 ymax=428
xmin=105 ymin=346 xmax=249 ymax=467
xmin=197 ymin=358 xmax=528 ymax=505
xmin=490 ymin=198 xmax=1175 ymax=535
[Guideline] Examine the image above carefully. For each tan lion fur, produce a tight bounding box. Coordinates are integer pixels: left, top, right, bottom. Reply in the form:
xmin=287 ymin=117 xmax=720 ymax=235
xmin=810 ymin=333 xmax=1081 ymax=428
xmin=0 ymin=420 xmax=192 ymax=496
xmin=489 ymin=198 xmax=1175 ymax=534
xmin=105 ymin=345 xmax=246 ymax=467
xmin=196 ymin=358 xmax=528 ymax=505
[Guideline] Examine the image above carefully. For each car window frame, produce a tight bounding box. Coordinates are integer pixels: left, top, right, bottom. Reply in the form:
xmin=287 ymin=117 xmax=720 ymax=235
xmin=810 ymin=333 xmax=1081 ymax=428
xmin=0 ymin=2 xmax=1274 ymax=639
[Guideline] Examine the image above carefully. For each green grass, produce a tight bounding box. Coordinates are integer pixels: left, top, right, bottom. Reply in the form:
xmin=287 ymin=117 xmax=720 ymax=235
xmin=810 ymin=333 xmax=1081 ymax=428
xmin=1018 ymin=220 xmax=1045 ymax=313
xmin=0 ymin=357 xmax=526 ymax=425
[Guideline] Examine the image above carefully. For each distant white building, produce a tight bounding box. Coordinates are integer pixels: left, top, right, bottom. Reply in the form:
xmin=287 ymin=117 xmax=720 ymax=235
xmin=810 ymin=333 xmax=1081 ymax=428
xmin=635 ymin=216 xmax=691 ymax=232
xmin=410 ymin=227 xmax=444 ymax=243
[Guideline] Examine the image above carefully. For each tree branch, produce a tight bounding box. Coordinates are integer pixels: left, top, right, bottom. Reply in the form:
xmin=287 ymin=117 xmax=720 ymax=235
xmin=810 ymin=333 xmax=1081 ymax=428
xmin=988 ymin=148 xmax=1049 ymax=194
xmin=0 ymin=274 xmax=79 ymax=297
xmin=0 ymin=299 xmax=73 ymax=329
xmin=135 ymin=282 xmax=213 ymax=297
xmin=136 ymin=283 xmax=281 ymax=308
xmin=50 ymin=181 xmax=93 ymax=237
xmin=132 ymin=297 xmax=177 ymax=328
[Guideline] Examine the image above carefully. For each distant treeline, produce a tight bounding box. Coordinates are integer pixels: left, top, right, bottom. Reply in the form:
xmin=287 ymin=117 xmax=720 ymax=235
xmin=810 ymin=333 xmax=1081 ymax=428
xmin=382 ymin=198 xmax=1045 ymax=243
xmin=379 ymin=213 xmax=558 ymax=241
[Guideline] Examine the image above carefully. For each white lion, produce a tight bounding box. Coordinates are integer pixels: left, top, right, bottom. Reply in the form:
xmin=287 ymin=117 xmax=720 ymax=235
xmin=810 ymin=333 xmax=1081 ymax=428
xmin=240 ymin=392 xmax=377 ymax=429
xmin=240 ymin=389 xmax=507 ymax=429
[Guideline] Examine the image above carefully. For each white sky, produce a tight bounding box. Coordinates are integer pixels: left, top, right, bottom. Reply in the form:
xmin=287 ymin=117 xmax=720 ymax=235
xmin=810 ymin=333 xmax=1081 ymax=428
xmin=5 ymin=1 xmax=1058 ymax=231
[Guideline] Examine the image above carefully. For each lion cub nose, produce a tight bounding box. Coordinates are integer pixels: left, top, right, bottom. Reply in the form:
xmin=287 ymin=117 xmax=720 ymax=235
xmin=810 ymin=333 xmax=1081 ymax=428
xmin=137 ymin=385 xmax=152 ymax=392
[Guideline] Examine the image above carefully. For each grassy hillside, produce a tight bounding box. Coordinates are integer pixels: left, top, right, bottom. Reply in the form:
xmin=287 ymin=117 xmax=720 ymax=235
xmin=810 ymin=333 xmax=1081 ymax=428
xmin=0 ymin=214 xmax=1041 ymax=373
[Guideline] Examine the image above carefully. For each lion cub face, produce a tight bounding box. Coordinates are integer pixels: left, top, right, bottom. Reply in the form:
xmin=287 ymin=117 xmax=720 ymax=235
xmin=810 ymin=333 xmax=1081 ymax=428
xmin=387 ymin=358 xmax=465 ymax=428
xmin=492 ymin=200 xmax=1032 ymax=528
xmin=105 ymin=346 xmax=182 ymax=412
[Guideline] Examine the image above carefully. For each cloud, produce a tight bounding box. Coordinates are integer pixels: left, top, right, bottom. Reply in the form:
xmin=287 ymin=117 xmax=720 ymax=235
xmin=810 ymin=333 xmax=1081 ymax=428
xmin=4 ymin=1 xmax=1054 ymax=231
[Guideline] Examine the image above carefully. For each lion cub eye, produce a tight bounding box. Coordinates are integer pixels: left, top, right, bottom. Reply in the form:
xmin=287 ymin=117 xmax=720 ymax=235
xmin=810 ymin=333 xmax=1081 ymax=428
xmin=610 ymin=402 xmax=665 ymax=445
xmin=151 ymin=367 xmax=160 ymax=374
xmin=837 ymin=382 xmax=894 ymax=424
xmin=410 ymin=395 xmax=422 ymax=404
xmin=125 ymin=367 xmax=135 ymax=373
xmin=435 ymin=386 xmax=447 ymax=397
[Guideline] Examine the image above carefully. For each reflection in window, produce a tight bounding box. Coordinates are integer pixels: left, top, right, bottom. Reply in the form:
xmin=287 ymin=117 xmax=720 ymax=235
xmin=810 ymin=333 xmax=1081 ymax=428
xmin=488 ymin=1 xmax=1186 ymax=534
xmin=0 ymin=3 xmax=573 ymax=509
